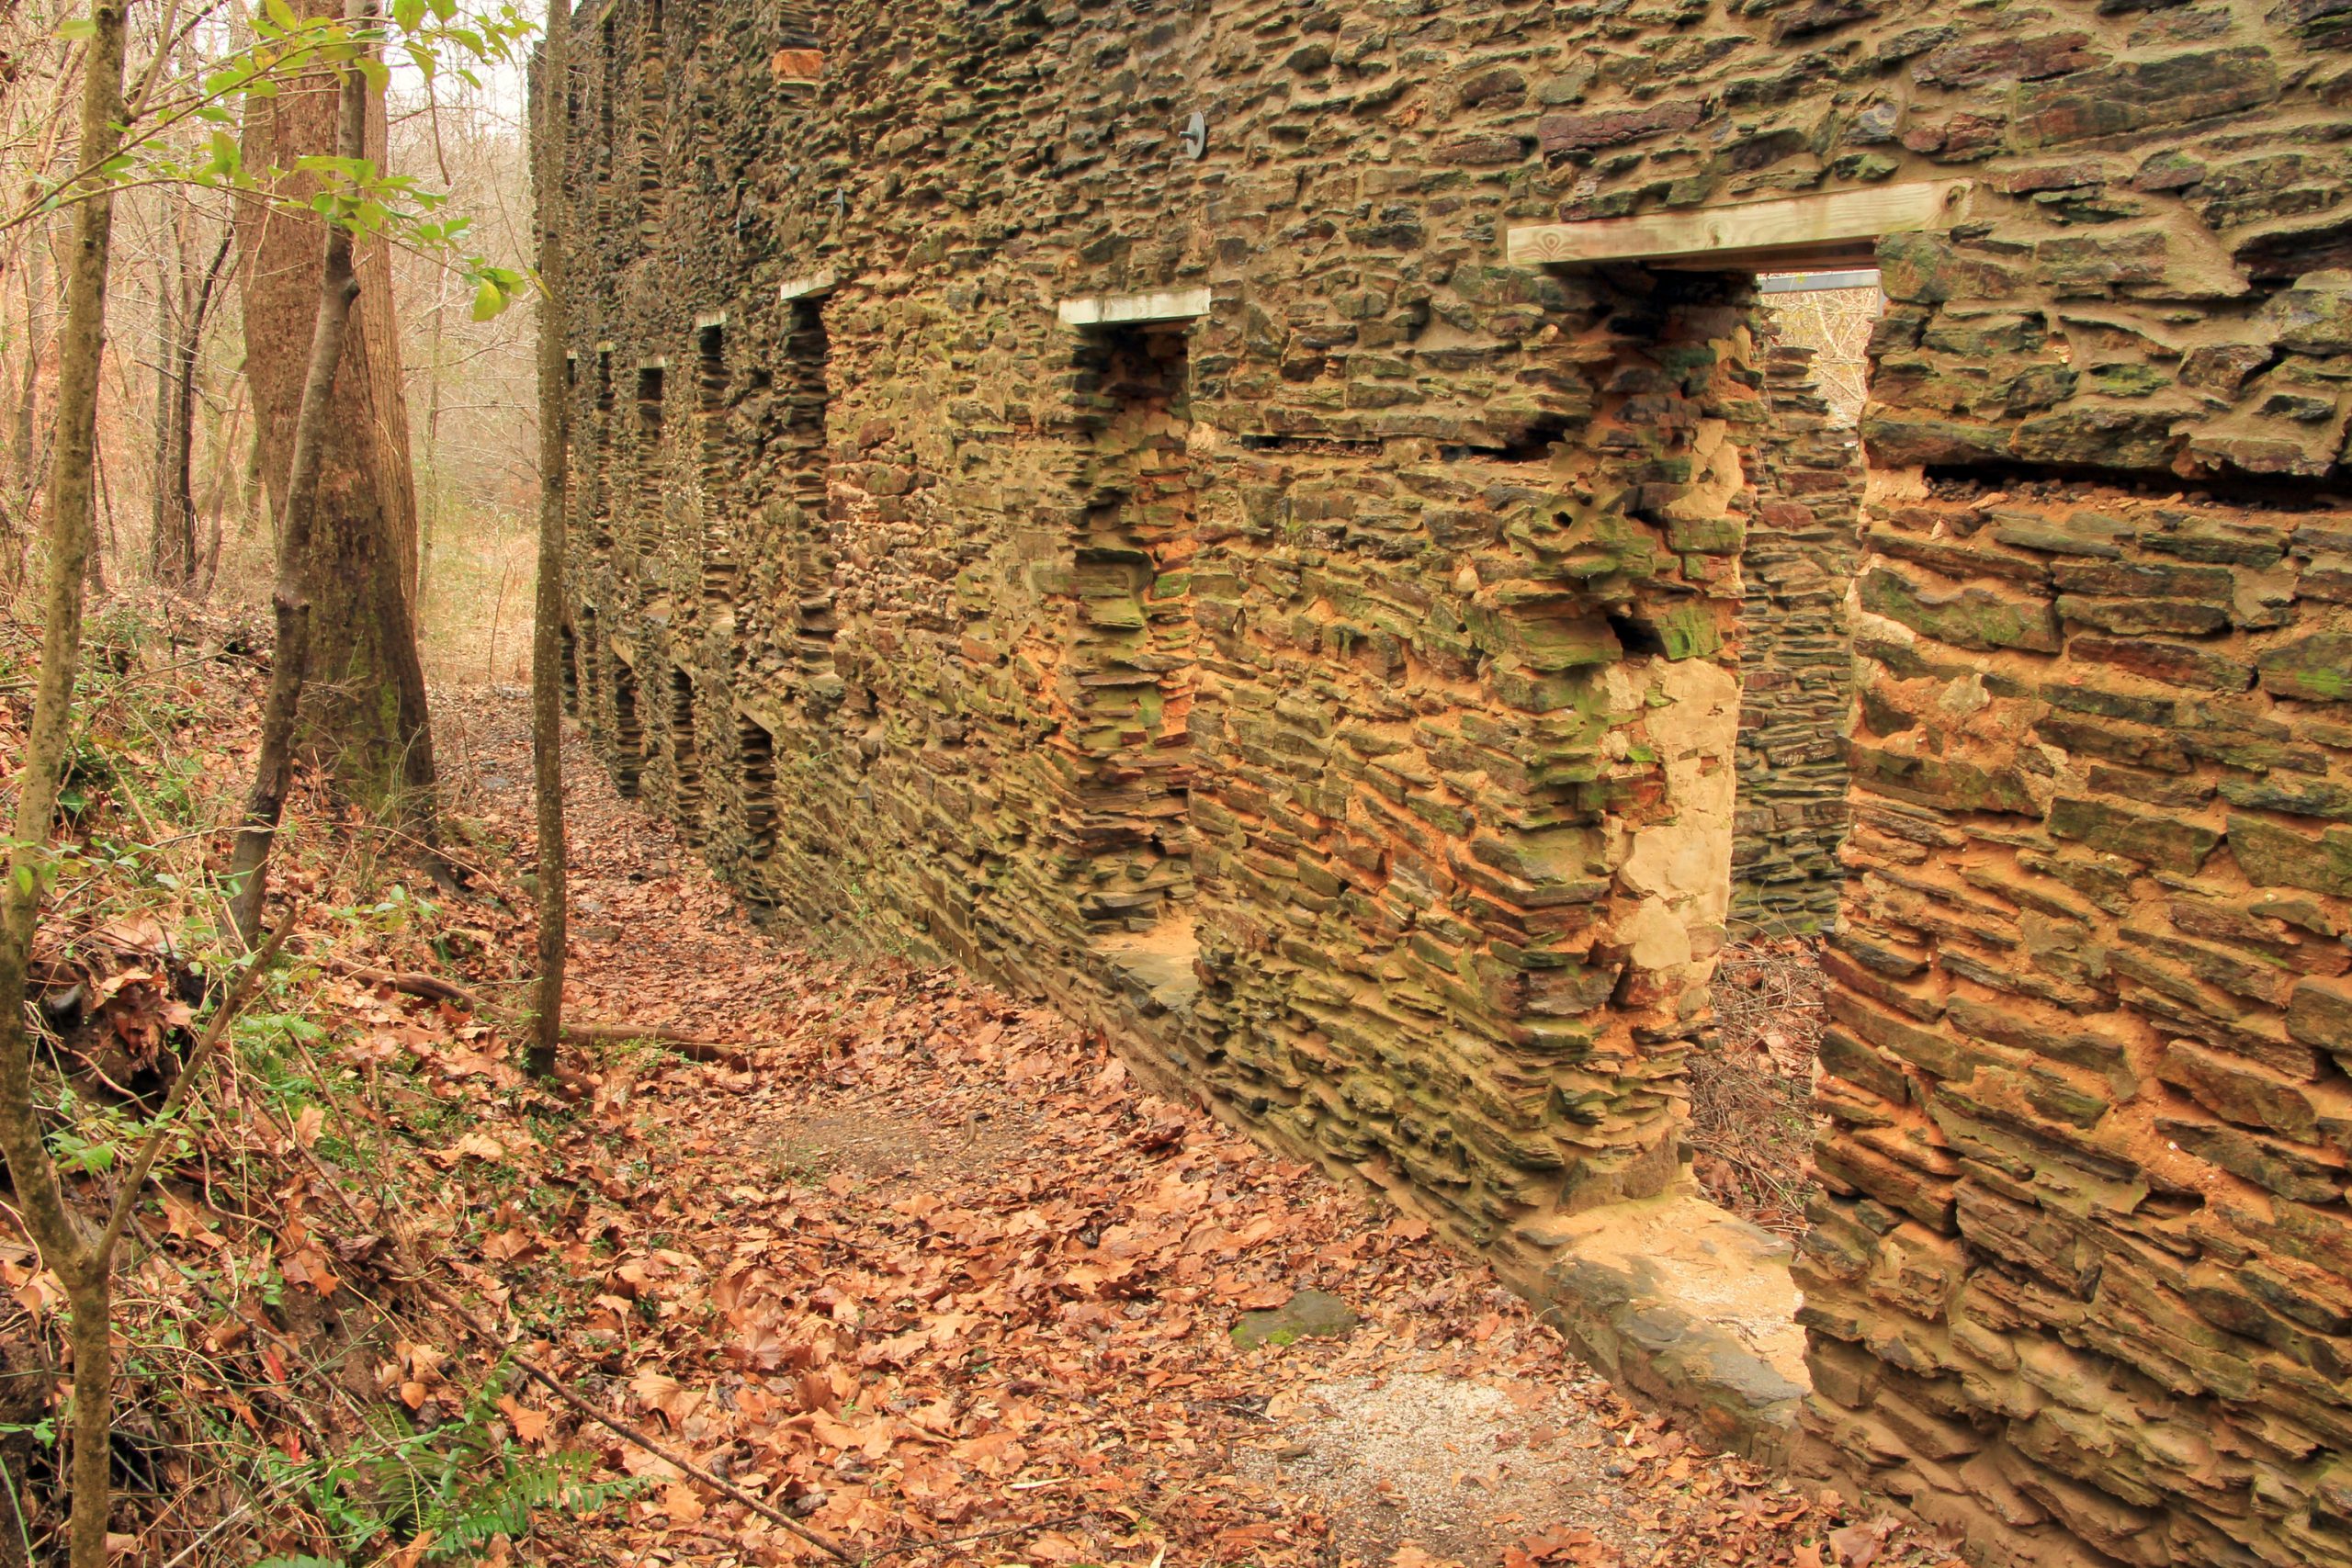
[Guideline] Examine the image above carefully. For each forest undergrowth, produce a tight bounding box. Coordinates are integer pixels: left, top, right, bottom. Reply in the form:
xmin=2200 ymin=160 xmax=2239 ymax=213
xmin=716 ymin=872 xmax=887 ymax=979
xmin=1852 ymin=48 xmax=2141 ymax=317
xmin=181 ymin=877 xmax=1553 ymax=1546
xmin=0 ymin=601 xmax=1961 ymax=1568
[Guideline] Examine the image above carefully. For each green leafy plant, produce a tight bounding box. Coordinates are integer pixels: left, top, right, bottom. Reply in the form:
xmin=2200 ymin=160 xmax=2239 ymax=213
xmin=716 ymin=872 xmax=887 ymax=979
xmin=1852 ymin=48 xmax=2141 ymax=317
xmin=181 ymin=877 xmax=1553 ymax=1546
xmin=40 ymin=0 xmax=537 ymax=318
xmin=248 ymin=1365 xmax=640 ymax=1563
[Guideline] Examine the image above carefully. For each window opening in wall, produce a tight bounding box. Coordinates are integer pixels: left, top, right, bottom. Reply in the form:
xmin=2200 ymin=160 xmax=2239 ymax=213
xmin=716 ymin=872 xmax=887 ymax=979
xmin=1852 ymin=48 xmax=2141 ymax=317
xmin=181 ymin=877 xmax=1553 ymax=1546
xmin=1695 ymin=266 xmax=1879 ymax=1234
xmin=597 ymin=16 xmax=616 ymax=184
xmin=669 ymin=664 xmax=705 ymax=842
xmin=695 ymin=321 xmax=735 ymax=605
xmin=739 ymin=713 xmax=777 ymax=874
xmin=610 ymin=652 xmax=643 ymax=797
xmin=637 ymin=0 xmax=663 ymax=210
xmin=773 ymin=6 xmax=820 ymax=88
xmin=636 ymin=364 xmax=666 ymax=567
xmin=1067 ymin=323 xmax=1200 ymax=1012
xmin=560 ymin=621 xmax=579 ymax=715
xmin=780 ymin=299 xmax=834 ymax=679
xmin=592 ymin=351 xmax=615 ymax=551
xmin=1755 ymin=269 xmax=1879 ymax=423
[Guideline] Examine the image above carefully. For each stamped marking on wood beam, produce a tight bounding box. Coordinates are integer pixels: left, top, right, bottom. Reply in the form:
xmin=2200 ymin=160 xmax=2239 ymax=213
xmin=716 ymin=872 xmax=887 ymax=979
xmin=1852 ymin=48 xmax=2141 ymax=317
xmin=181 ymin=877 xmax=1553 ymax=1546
xmin=1508 ymin=181 xmax=1972 ymax=270
xmin=778 ymin=269 xmax=838 ymax=303
xmin=1056 ymin=288 xmax=1214 ymax=329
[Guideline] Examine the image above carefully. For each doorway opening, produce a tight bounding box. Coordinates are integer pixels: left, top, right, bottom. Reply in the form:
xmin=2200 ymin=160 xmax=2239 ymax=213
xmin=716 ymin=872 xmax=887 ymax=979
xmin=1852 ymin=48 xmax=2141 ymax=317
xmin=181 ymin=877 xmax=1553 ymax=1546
xmin=1065 ymin=323 xmax=1200 ymax=1013
xmin=669 ymin=664 xmax=705 ymax=842
xmin=1695 ymin=269 xmax=1879 ymax=1235
xmin=779 ymin=299 xmax=834 ymax=682
xmin=695 ymin=320 xmax=736 ymax=607
xmin=610 ymin=651 xmax=644 ymax=797
xmin=738 ymin=712 xmax=778 ymax=893
xmin=635 ymin=364 xmax=666 ymax=572
xmin=592 ymin=351 xmax=615 ymax=552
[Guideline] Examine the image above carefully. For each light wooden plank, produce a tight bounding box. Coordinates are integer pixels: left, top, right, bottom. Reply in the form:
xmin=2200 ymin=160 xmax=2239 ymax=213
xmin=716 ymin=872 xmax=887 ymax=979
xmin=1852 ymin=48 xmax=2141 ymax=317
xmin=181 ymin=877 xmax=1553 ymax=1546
xmin=1507 ymin=180 xmax=1972 ymax=268
xmin=1057 ymin=288 xmax=1214 ymax=329
xmin=778 ymin=268 xmax=838 ymax=302
xmin=1758 ymin=268 xmax=1881 ymax=293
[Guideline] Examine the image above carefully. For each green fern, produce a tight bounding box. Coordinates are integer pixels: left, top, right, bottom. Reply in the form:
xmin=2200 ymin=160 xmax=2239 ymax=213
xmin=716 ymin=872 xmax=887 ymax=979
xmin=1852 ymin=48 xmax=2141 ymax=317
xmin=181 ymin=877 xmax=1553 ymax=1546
xmin=241 ymin=1362 xmax=643 ymax=1565
xmin=420 ymin=1459 xmax=640 ymax=1561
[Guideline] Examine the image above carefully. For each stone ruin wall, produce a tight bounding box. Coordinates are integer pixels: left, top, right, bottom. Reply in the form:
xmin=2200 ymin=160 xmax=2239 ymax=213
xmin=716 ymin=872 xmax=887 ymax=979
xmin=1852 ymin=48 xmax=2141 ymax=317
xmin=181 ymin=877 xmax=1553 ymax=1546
xmin=1738 ymin=325 xmax=1866 ymax=935
xmin=544 ymin=0 xmax=2352 ymax=1563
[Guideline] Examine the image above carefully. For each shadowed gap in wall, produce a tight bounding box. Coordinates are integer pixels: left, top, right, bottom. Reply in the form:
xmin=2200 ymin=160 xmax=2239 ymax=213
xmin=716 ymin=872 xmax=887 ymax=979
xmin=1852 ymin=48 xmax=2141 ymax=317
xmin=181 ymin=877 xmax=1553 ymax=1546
xmin=610 ymin=651 xmax=643 ymax=797
xmin=739 ymin=712 xmax=777 ymax=880
xmin=781 ymin=300 xmax=834 ymax=680
xmin=695 ymin=321 xmax=736 ymax=605
xmin=592 ymin=350 xmax=615 ymax=551
xmin=635 ymin=365 xmax=665 ymax=570
xmin=670 ymin=662 xmax=705 ymax=842
xmin=1069 ymin=323 xmax=1204 ymax=1011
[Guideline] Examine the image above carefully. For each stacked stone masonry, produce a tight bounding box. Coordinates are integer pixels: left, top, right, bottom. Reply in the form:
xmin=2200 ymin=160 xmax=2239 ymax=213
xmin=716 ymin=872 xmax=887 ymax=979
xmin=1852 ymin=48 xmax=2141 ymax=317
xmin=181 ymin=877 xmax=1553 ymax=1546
xmin=1737 ymin=324 xmax=1864 ymax=934
xmin=541 ymin=1 xmax=2352 ymax=1563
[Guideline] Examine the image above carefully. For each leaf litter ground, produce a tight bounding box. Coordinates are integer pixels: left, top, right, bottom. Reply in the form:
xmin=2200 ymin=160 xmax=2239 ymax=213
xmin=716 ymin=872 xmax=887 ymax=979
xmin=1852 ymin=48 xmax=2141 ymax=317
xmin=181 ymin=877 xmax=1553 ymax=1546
xmin=421 ymin=690 xmax=1961 ymax=1568
xmin=1 ymin=610 xmax=1960 ymax=1568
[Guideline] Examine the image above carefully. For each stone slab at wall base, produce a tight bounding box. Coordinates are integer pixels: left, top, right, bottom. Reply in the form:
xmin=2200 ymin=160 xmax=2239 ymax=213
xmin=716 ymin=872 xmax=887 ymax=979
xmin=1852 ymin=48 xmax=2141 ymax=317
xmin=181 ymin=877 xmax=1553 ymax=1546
xmin=1499 ymin=1191 xmax=1810 ymax=1463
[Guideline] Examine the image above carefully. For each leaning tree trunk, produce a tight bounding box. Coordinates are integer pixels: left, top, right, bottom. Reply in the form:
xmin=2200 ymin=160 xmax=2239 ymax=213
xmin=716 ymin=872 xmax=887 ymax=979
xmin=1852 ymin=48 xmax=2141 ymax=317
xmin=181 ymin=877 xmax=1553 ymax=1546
xmin=526 ymin=0 xmax=573 ymax=1077
xmin=236 ymin=0 xmax=437 ymax=824
xmin=0 ymin=5 xmax=131 ymax=1563
xmin=225 ymin=6 xmax=375 ymax=945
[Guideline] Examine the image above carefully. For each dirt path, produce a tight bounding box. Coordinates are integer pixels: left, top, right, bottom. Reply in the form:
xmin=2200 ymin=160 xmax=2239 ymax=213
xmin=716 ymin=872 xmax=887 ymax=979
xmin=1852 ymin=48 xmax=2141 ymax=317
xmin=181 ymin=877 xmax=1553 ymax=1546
xmin=430 ymin=689 xmax=1951 ymax=1568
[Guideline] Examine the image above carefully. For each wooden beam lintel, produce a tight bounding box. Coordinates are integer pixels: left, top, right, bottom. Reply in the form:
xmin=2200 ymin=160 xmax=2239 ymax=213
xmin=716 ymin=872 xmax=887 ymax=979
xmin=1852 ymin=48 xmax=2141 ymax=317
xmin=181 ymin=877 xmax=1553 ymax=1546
xmin=1507 ymin=180 xmax=1972 ymax=270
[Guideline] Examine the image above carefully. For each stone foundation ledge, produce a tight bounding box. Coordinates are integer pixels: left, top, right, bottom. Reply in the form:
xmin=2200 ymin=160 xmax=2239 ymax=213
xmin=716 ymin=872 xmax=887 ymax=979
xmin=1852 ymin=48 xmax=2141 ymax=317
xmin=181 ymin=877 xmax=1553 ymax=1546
xmin=1498 ymin=1190 xmax=1809 ymax=1463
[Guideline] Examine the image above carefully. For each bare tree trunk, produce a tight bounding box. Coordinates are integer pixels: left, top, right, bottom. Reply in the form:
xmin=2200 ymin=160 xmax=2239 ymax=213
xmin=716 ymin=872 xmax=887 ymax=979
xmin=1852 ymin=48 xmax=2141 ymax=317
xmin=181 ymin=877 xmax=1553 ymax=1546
xmin=11 ymin=224 xmax=40 ymax=505
xmin=227 ymin=3 xmax=372 ymax=945
xmin=8 ymin=224 xmax=51 ymax=584
xmin=149 ymin=254 xmax=177 ymax=580
xmin=238 ymin=0 xmax=438 ymax=825
xmin=153 ymin=222 xmax=229 ymax=588
xmin=417 ymin=273 xmax=443 ymax=627
xmin=0 ymin=227 xmax=42 ymax=587
xmin=0 ymin=4 xmax=130 ymax=1563
xmin=526 ymin=0 xmax=572 ymax=1078
xmin=198 ymin=375 xmax=247 ymax=593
